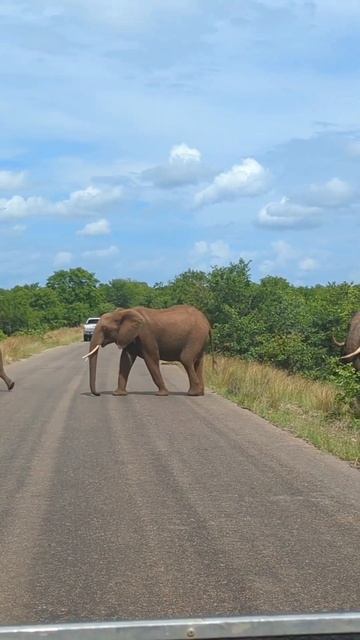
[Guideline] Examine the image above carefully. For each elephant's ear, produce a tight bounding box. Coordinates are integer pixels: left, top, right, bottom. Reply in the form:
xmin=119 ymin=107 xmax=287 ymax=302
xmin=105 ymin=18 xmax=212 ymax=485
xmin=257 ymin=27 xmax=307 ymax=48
xmin=116 ymin=309 xmax=144 ymax=347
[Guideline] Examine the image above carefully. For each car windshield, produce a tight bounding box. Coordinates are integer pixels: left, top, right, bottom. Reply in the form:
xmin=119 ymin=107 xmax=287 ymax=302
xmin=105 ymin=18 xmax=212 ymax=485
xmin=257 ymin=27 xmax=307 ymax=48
xmin=87 ymin=319 xmax=99 ymax=324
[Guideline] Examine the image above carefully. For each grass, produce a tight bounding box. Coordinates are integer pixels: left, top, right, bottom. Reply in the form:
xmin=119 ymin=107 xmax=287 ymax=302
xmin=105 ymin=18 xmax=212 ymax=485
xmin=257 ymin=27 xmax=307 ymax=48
xmin=1 ymin=327 xmax=82 ymax=364
xmin=205 ymin=355 xmax=360 ymax=465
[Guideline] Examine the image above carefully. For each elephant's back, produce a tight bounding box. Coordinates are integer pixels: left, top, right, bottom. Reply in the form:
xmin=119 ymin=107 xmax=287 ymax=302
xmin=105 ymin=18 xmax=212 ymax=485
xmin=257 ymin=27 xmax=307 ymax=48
xmin=136 ymin=305 xmax=210 ymax=360
xmin=136 ymin=304 xmax=210 ymax=329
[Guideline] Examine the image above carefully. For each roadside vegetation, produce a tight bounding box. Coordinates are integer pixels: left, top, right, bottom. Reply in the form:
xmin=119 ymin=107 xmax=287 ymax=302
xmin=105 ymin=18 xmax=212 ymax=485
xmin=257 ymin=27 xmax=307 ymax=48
xmin=1 ymin=327 xmax=82 ymax=364
xmin=205 ymin=356 xmax=360 ymax=464
xmin=1 ymin=261 xmax=359 ymax=461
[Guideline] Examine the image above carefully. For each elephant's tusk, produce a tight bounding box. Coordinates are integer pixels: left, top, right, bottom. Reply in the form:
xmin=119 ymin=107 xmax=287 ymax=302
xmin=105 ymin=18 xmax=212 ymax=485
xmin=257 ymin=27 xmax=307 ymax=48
xmin=341 ymin=345 xmax=360 ymax=362
xmin=82 ymin=344 xmax=100 ymax=359
xmin=332 ymin=336 xmax=345 ymax=347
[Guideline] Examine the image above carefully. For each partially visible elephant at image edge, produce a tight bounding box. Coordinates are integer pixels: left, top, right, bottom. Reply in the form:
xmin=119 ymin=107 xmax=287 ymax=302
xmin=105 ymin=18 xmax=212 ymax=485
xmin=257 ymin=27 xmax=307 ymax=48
xmin=333 ymin=311 xmax=360 ymax=371
xmin=84 ymin=304 xmax=212 ymax=397
xmin=0 ymin=348 xmax=15 ymax=391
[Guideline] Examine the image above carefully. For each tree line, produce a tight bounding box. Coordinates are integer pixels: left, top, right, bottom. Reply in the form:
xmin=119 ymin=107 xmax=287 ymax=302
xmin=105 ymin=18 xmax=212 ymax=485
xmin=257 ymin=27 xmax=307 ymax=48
xmin=1 ymin=262 xmax=359 ymax=381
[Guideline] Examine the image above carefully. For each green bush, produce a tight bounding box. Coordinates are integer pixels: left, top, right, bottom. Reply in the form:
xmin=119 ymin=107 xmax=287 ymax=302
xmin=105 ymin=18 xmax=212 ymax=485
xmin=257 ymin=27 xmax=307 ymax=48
xmin=329 ymin=360 xmax=360 ymax=415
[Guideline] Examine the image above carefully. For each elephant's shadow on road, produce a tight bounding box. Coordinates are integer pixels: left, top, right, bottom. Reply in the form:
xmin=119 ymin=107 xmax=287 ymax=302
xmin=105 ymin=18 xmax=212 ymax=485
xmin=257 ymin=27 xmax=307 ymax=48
xmin=81 ymin=390 xmax=190 ymax=397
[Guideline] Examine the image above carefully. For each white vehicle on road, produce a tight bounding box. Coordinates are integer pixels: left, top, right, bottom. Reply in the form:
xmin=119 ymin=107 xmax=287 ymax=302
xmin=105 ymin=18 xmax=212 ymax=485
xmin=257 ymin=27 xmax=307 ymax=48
xmin=83 ymin=317 xmax=100 ymax=342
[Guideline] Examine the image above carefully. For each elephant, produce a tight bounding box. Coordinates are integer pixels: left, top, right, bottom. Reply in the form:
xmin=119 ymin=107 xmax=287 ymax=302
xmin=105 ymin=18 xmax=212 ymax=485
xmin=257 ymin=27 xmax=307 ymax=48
xmin=0 ymin=348 xmax=14 ymax=391
xmin=83 ymin=305 xmax=212 ymax=396
xmin=332 ymin=311 xmax=360 ymax=371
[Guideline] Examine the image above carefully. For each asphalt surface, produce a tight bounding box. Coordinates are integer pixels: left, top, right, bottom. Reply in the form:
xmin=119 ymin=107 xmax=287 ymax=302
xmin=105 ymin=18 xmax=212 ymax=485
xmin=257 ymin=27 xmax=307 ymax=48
xmin=0 ymin=342 xmax=359 ymax=625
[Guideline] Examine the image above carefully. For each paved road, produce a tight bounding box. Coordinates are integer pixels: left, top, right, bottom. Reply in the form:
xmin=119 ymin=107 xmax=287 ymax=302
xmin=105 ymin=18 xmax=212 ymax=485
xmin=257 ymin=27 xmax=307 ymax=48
xmin=0 ymin=343 xmax=359 ymax=625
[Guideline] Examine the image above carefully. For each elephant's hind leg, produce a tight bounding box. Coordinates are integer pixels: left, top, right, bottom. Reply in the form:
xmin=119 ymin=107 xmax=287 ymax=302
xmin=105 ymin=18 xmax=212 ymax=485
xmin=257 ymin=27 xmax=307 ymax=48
xmin=194 ymin=355 xmax=205 ymax=395
xmin=181 ymin=352 xmax=204 ymax=396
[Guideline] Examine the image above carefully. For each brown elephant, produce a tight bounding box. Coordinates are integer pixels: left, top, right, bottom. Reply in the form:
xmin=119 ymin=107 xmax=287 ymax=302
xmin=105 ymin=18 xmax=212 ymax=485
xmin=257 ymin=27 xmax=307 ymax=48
xmin=83 ymin=305 xmax=212 ymax=396
xmin=333 ymin=311 xmax=360 ymax=371
xmin=0 ymin=348 xmax=14 ymax=390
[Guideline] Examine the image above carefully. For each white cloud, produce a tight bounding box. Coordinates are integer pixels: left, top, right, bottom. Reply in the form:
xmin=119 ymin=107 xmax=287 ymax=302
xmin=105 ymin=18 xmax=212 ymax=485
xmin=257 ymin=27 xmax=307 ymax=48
xmin=0 ymin=223 xmax=27 ymax=237
xmin=259 ymin=241 xmax=319 ymax=277
xmin=257 ymin=197 xmax=321 ymax=228
xmin=194 ymin=239 xmax=231 ymax=260
xmin=193 ymin=240 xmax=209 ymax=256
xmin=307 ymin=177 xmax=354 ymax=207
xmin=272 ymin=240 xmax=297 ymax=263
xmin=299 ymin=257 xmax=318 ymax=271
xmin=258 ymin=178 xmax=356 ymax=232
xmin=259 ymin=240 xmax=297 ymax=274
xmin=0 ymin=185 xmax=123 ymax=221
xmin=346 ymin=139 xmax=360 ymax=157
xmin=82 ymin=245 xmax=119 ymax=258
xmin=191 ymin=239 xmax=231 ymax=269
xmin=55 ymin=185 xmax=123 ymax=217
xmin=54 ymin=251 xmax=72 ymax=267
xmin=0 ymin=195 xmax=48 ymax=220
xmin=141 ymin=142 xmax=210 ymax=188
xmin=169 ymin=143 xmax=201 ymax=164
xmin=77 ymin=218 xmax=110 ymax=236
xmin=194 ymin=158 xmax=270 ymax=208
xmin=0 ymin=170 xmax=26 ymax=190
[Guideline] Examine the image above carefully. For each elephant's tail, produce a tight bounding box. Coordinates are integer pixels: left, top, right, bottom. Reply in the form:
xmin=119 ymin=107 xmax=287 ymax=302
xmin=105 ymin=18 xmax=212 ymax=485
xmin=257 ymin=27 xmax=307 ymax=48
xmin=208 ymin=328 xmax=217 ymax=371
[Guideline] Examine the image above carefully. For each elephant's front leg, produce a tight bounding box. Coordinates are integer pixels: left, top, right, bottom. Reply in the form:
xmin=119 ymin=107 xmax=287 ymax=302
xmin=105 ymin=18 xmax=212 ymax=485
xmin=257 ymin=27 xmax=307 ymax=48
xmin=143 ymin=352 xmax=169 ymax=396
xmin=0 ymin=350 xmax=14 ymax=391
xmin=113 ymin=347 xmax=137 ymax=396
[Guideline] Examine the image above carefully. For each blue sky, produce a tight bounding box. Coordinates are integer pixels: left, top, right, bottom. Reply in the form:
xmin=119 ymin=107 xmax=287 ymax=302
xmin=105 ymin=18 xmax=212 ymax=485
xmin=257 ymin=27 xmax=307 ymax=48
xmin=1 ymin=0 xmax=360 ymax=288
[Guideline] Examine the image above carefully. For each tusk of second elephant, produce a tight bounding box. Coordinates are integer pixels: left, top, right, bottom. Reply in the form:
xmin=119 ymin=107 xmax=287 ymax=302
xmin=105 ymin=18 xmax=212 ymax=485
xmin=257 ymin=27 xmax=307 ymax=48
xmin=332 ymin=336 xmax=345 ymax=348
xmin=341 ymin=345 xmax=360 ymax=362
xmin=82 ymin=344 xmax=100 ymax=359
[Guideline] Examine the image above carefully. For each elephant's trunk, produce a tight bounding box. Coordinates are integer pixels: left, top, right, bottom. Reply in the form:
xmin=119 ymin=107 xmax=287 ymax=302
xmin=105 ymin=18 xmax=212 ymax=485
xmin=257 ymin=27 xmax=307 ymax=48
xmin=88 ymin=327 xmax=103 ymax=396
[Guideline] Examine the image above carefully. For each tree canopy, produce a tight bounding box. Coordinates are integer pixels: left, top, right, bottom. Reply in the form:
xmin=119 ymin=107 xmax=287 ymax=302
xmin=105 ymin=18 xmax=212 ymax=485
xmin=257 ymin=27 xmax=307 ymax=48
xmin=1 ymin=263 xmax=359 ymax=380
